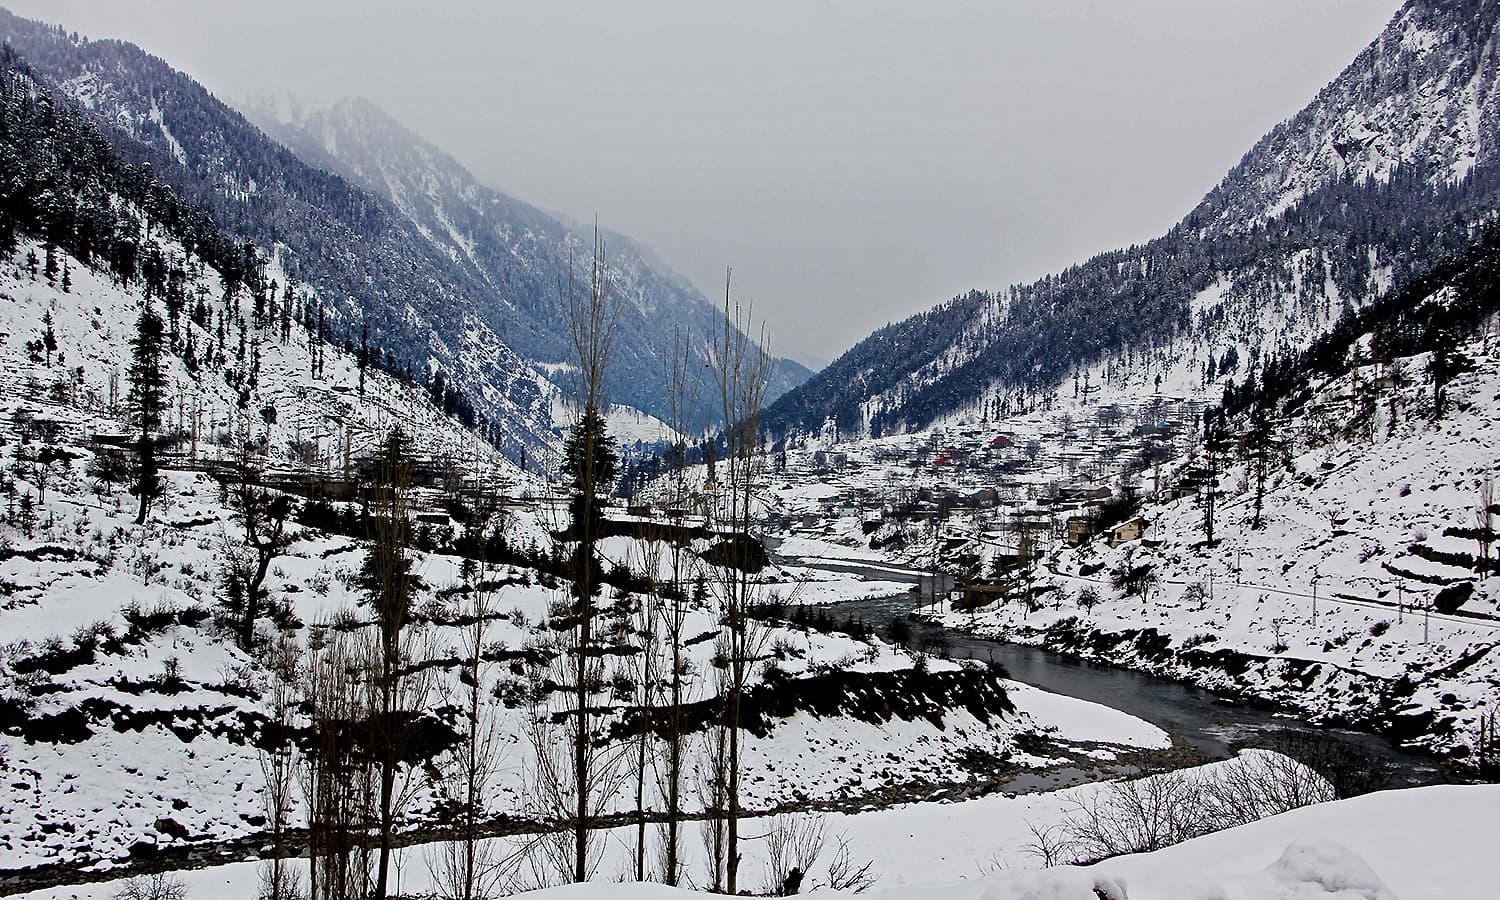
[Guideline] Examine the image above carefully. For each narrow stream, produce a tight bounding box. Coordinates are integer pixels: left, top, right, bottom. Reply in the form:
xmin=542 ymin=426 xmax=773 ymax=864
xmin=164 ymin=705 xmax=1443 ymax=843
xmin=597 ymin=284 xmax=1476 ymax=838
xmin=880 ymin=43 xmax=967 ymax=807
xmin=787 ymin=552 xmax=1448 ymax=787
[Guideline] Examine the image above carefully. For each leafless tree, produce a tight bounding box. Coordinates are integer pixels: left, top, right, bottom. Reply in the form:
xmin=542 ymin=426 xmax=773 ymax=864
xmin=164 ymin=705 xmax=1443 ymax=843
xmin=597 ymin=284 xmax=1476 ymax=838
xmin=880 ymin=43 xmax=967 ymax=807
xmin=696 ymin=716 xmax=730 ymax=891
xmin=1018 ymin=819 xmax=1079 ymax=867
xmin=1059 ymin=769 xmax=1208 ymax=859
xmin=761 ymin=814 xmax=826 ymax=896
xmin=431 ymin=484 xmax=504 ymax=900
xmin=1058 ymin=752 xmax=1335 ymax=863
xmin=258 ymin=631 xmax=303 ymax=900
xmin=656 ymin=327 xmax=701 ymax=886
xmin=821 ymin=836 xmax=876 ymax=893
xmin=1476 ymin=478 xmax=1495 ymax=577
xmin=303 ymin=614 xmax=374 ymax=900
xmin=623 ymin=538 xmax=663 ymax=880
xmin=113 ymin=873 xmax=187 ymax=900
xmin=226 ymin=446 xmax=294 ymax=650
xmin=563 ymin=229 xmax=622 ymax=884
xmin=705 ymin=272 xmax=773 ymax=894
xmin=360 ymin=430 xmax=429 ymax=900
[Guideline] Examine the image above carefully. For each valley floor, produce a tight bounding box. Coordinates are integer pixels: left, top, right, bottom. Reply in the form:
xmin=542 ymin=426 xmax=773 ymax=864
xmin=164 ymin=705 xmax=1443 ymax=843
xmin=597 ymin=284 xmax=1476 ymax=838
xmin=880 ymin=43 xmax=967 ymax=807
xmin=10 ymin=769 xmax=1492 ymax=899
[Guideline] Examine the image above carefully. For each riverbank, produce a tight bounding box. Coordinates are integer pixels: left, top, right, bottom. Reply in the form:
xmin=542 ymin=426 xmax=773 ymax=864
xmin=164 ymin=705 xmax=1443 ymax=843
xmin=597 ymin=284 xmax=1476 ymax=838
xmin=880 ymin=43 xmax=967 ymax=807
xmin=767 ymin=538 xmax=1452 ymax=786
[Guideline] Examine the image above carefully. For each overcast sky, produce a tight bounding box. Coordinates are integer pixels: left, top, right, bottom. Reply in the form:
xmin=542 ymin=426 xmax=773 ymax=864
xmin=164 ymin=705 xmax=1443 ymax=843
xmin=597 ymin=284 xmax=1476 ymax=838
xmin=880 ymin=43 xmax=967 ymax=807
xmin=15 ymin=1 xmax=1400 ymax=368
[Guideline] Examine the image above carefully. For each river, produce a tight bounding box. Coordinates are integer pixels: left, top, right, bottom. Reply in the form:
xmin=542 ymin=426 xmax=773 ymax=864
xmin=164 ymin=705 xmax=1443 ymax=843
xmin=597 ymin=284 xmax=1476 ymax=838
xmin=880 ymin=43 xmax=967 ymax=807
xmin=788 ymin=553 xmax=1448 ymax=787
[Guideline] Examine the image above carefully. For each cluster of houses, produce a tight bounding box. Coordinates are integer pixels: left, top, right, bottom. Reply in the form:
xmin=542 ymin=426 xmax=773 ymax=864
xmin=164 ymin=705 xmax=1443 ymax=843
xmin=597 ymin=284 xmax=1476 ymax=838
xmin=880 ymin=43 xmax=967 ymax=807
xmin=774 ymin=399 xmax=1217 ymax=597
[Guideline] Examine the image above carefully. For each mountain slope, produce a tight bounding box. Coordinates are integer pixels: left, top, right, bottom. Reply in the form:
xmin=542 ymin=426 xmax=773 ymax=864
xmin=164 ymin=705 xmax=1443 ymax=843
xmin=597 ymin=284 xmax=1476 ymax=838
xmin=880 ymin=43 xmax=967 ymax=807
xmin=765 ymin=0 xmax=1500 ymax=441
xmin=242 ymin=95 xmax=812 ymax=421
xmin=0 ymin=9 xmax=569 ymax=460
xmin=925 ymin=228 xmax=1500 ymax=760
xmin=0 ymin=10 xmax=767 ymax=460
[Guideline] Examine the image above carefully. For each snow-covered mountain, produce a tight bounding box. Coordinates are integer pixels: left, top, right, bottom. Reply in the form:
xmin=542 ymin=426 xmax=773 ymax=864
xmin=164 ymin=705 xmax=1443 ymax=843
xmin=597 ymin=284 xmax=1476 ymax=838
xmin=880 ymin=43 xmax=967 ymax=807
xmin=765 ymin=0 xmax=1500 ymax=441
xmin=241 ymin=94 xmax=812 ymax=426
xmin=0 ymin=11 xmax=807 ymax=460
xmin=1198 ymin=0 xmax=1500 ymax=232
xmin=0 ymin=8 xmax=571 ymax=461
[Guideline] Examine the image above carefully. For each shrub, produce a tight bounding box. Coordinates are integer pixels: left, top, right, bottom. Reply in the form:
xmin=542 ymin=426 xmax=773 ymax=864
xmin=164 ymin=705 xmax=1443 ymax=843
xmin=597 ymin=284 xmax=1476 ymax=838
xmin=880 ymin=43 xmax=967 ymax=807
xmin=113 ymin=873 xmax=187 ymax=900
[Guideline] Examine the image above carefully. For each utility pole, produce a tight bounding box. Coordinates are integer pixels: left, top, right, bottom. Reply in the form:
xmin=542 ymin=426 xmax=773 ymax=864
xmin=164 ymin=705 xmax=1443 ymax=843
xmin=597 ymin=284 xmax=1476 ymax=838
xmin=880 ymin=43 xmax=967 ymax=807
xmin=1397 ymin=582 xmax=1404 ymax=624
xmin=1311 ymin=571 xmax=1319 ymax=623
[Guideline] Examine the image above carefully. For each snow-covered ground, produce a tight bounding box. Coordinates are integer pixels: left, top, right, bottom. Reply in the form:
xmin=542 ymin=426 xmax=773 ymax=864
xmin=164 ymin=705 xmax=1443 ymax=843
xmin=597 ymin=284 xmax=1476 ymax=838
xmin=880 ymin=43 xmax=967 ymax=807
xmin=744 ymin=300 xmax=1500 ymax=762
xmin=12 ymin=765 xmax=1493 ymax=899
xmin=917 ymin=330 xmax=1500 ymax=759
xmin=0 ymin=240 xmax=1178 ymax=882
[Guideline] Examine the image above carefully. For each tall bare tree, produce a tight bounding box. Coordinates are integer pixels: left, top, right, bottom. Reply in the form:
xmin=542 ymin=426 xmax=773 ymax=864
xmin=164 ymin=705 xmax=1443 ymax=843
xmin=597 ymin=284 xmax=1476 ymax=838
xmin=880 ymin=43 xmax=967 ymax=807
xmin=707 ymin=271 xmax=772 ymax=894
xmin=303 ymin=614 xmax=374 ymax=900
xmin=623 ymin=535 xmax=663 ymax=881
xmin=258 ymin=631 xmax=301 ymax=900
xmin=657 ymin=328 xmax=701 ymax=887
xmin=433 ymin=475 xmax=504 ymax=900
xmin=360 ymin=429 xmax=424 ymax=900
xmin=548 ymin=229 xmax=622 ymax=884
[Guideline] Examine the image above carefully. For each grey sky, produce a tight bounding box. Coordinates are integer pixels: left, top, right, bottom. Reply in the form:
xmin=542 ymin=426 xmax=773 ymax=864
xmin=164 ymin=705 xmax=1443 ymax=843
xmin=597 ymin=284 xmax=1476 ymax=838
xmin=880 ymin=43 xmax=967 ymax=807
xmin=15 ymin=1 xmax=1399 ymax=369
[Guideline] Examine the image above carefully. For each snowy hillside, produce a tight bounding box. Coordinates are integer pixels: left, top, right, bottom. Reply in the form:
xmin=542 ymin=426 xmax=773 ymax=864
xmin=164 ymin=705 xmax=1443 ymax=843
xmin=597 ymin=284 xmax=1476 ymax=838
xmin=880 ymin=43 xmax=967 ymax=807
xmin=1199 ymin=0 xmax=1500 ymax=231
xmin=920 ymin=320 xmax=1500 ymax=761
xmin=0 ymin=11 xmax=582 ymax=463
xmin=0 ymin=238 xmax=1190 ymax=888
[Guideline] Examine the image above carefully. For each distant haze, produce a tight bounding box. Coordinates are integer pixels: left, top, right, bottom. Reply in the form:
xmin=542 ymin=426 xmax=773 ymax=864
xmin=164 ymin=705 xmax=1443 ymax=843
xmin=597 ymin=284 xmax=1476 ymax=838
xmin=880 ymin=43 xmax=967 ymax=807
xmin=14 ymin=1 xmax=1400 ymax=369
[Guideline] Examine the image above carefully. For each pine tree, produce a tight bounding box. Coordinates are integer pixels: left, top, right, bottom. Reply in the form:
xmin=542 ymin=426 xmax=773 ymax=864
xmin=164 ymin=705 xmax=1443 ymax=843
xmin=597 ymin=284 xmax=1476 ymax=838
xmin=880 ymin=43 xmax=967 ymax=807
xmin=41 ymin=312 xmax=56 ymax=366
xmin=128 ymin=300 xmax=168 ymax=525
xmin=359 ymin=320 xmax=370 ymax=398
xmin=43 ymin=243 xmax=58 ymax=285
xmin=1242 ymin=405 xmax=1284 ymax=531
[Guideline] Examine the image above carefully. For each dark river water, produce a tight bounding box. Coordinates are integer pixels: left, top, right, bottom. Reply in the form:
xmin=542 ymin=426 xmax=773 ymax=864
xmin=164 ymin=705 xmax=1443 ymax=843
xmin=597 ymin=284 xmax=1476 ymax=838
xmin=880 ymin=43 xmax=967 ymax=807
xmin=786 ymin=553 xmax=1449 ymax=787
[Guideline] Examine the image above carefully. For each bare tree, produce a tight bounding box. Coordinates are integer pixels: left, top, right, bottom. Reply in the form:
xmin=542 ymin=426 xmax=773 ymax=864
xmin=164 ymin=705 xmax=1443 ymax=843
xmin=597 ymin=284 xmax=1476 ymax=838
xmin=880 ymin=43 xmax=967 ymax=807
xmin=564 ymin=229 xmax=622 ymax=884
xmin=258 ymin=631 xmax=302 ymax=900
xmin=113 ymin=873 xmax=187 ymax=900
xmin=706 ymin=271 xmax=772 ymax=894
xmin=1476 ymin=478 xmax=1495 ymax=578
xmin=1019 ymin=819 xmax=1079 ymax=867
xmin=303 ymin=614 xmax=374 ymax=900
xmin=821 ymin=836 xmax=876 ymax=894
xmin=623 ymin=541 xmax=663 ymax=880
xmin=696 ymin=713 xmax=730 ymax=891
xmin=761 ymin=814 xmax=826 ymax=896
xmin=360 ymin=430 xmax=426 ymax=900
xmin=656 ymin=328 xmax=701 ymax=886
xmin=225 ymin=446 xmax=294 ymax=651
xmin=1058 ymin=751 xmax=1335 ymax=863
xmin=431 ymin=482 xmax=504 ymax=900
xmin=509 ymin=230 xmax=627 ymax=888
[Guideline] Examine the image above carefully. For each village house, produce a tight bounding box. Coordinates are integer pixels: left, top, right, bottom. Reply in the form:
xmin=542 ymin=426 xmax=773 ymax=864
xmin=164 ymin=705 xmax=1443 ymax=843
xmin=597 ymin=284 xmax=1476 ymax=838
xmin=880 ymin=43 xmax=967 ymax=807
xmin=1065 ymin=515 xmax=1097 ymax=547
xmin=1108 ymin=516 xmax=1150 ymax=547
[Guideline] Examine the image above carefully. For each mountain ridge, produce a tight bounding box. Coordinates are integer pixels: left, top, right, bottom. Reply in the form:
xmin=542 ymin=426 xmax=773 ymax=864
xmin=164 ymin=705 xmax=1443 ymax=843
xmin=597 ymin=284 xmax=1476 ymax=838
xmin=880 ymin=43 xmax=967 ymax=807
xmin=764 ymin=0 xmax=1500 ymax=442
xmin=239 ymin=91 xmax=812 ymax=420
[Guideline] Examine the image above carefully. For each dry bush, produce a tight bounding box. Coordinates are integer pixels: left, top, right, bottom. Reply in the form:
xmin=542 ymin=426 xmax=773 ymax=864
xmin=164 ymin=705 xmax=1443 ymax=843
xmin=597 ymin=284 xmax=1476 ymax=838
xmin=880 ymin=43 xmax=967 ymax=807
xmin=113 ymin=873 xmax=187 ymax=900
xmin=761 ymin=814 xmax=827 ymax=895
xmin=1058 ymin=750 xmax=1334 ymax=862
xmin=822 ymin=836 xmax=876 ymax=893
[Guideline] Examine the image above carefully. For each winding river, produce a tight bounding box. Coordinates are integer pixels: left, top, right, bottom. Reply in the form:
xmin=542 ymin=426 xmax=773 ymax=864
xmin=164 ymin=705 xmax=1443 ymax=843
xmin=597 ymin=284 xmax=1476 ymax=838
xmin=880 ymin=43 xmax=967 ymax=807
xmin=790 ymin=553 xmax=1449 ymax=788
